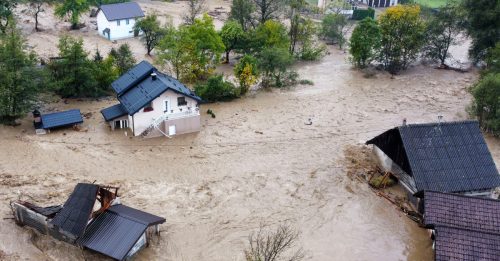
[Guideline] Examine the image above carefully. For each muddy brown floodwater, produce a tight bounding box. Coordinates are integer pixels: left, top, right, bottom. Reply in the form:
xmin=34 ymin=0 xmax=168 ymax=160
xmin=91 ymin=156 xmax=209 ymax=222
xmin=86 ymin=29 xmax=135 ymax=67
xmin=1 ymin=14 xmax=500 ymax=261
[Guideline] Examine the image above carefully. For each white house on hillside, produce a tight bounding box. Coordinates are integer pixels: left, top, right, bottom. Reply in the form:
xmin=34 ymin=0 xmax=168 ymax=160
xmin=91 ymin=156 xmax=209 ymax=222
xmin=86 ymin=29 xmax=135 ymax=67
xmin=97 ymin=2 xmax=145 ymax=41
xmin=101 ymin=61 xmax=203 ymax=138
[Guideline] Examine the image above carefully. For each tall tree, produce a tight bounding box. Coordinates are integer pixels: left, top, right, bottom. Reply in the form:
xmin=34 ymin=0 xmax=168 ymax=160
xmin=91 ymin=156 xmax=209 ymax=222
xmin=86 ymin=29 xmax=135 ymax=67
xmin=288 ymin=0 xmax=305 ymax=54
xmin=470 ymin=73 xmax=500 ymax=135
xmin=220 ymin=20 xmax=245 ymax=63
xmin=134 ymin=14 xmax=166 ymax=55
xmin=55 ymin=0 xmax=90 ymax=30
xmin=156 ymin=25 xmax=190 ymax=79
xmin=109 ymin=43 xmax=136 ymax=75
xmin=254 ymin=19 xmax=289 ymax=51
xmin=29 ymin=0 xmax=56 ymax=32
xmin=183 ymin=0 xmax=206 ymax=25
xmin=49 ymin=35 xmax=98 ymax=97
xmin=230 ymin=0 xmax=255 ymax=30
xmin=462 ymin=0 xmax=500 ymax=62
xmin=378 ymin=5 xmax=425 ymax=74
xmin=349 ymin=17 xmax=380 ymax=68
xmin=0 ymin=0 xmax=17 ymax=34
xmin=252 ymin=0 xmax=284 ymax=24
xmin=422 ymin=3 xmax=462 ymax=67
xmin=0 ymin=21 xmax=42 ymax=124
xmin=258 ymin=46 xmax=293 ymax=87
xmin=321 ymin=13 xmax=348 ymax=48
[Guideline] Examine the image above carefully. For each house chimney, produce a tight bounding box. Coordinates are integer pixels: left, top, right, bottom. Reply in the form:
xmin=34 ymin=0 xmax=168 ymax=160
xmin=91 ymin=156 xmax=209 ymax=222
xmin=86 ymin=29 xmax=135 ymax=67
xmin=151 ymin=72 xmax=157 ymax=81
xmin=438 ymin=115 xmax=443 ymax=124
xmin=402 ymin=118 xmax=407 ymax=126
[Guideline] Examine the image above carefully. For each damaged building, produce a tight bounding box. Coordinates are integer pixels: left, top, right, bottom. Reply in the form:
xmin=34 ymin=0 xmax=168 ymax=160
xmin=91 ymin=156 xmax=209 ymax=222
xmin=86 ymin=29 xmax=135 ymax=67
xmin=11 ymin=183 xmax=165 ymax=260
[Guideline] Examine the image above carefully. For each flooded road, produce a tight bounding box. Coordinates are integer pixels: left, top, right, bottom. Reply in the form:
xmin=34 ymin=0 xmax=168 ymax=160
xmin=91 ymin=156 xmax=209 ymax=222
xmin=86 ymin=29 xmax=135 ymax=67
xmin=0 ymin=43 xmax=494 ymax=261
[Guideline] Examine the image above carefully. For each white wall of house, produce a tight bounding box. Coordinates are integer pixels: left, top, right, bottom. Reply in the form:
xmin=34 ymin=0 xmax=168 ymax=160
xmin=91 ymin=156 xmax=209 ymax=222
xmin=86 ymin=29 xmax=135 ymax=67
xmin=130 ymin=90 xmax=199 ymax=136
xmin=97 ymin=11 xmax=140 ymax=40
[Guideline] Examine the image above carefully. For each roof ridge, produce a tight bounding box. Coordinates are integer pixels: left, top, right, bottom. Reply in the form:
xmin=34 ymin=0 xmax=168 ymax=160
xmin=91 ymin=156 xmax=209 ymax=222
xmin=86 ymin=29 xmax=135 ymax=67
xmin=425 ymin=190 xmax=500 ymax=203
xmin=435 ymin=224 xmax=500 ymax=237
xmin=398 ymin=120 xmax=478 ymax=129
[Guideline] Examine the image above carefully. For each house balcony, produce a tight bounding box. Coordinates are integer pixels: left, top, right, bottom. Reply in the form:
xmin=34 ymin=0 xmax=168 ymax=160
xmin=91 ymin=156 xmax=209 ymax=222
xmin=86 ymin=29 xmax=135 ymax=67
xmin=164 ymin=107 xmax=200 ymax=121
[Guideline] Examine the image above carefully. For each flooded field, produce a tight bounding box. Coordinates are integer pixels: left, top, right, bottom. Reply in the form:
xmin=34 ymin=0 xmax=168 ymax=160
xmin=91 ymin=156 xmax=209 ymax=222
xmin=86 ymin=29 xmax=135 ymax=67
xmin=1 ymin=1 xmax=499 ymax=260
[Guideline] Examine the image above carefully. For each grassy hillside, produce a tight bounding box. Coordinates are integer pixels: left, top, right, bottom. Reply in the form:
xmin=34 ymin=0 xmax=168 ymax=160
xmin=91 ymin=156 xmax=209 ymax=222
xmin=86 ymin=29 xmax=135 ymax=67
xmin=416 ymin=0 xmax=449 ymax=8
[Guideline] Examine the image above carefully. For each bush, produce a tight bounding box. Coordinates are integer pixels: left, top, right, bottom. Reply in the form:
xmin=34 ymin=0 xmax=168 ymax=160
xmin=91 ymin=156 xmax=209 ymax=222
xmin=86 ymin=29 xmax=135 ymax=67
xmin=349 ymin=17 xmax=380 ymax=68
xmin=234 ymin=55 xmax=259 ymax=94
xmin=299 ymin=79 xmax=314 ymax=85
xmin=470 ymin=73 xmax=500 ymax=135
xmin=352 ymin=8 xmax=375 ymax=20
xmin=194 ymin=74 xmax=239 ymax=102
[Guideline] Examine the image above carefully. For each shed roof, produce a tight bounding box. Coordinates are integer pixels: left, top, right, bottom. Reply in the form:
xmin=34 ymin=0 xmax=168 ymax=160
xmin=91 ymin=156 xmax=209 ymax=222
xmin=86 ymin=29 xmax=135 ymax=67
xmin=423 ymin=191 xmax=500 ymax=261
xmin=111 ymin=61 xmax=201 ymax=115
xmin=101 ymin=103 xmax=128 ymax=121
xmin=423 ymin=191 xmax=500 ymax=234
xmin=50 ymin=183 xmax=99 ymax=239
xmin=99 ymin=2 xmax=144 ymax=21
xmin=41 ymin=109 xmax=83 ymax=129
xmin=367 ymin=121 xmax=500 ymax=193
xmin=78 ymin=204 xmax=165 ymax=261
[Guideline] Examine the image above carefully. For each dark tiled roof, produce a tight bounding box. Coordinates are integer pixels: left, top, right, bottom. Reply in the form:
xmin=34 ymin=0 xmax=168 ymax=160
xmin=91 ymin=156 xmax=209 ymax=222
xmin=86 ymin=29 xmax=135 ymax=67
xmin=41 ymin=109 xmax=83 ymax=129
xmin=434 ymin=226 xmax=500 ymax=261
xmin=101 ymin=103 xmax=128 ymax=121
xmin=367 ymin=121 xmax=500 ymax=193
xmin=50 ymin=183 xmax=99 ymax=239
xmin=99 ymin=2 xmax=144 ymax=21
xmin=423 ymin=191 xmax=500 ymax=233
xmin=78 ymin=204 xmax=165 ymax=261
xmin=112 ymin=61 xmax=201 ymax=115
xmin=108 ymin=204 xmax=165 ymax=226
xmin=111 ymin=60 xmax=154 ymax=95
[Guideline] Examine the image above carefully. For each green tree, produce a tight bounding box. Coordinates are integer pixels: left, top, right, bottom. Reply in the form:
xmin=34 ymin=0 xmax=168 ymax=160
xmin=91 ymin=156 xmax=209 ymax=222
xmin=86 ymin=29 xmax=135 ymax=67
xmin=258 ymin=46 xmax=294 ymax=87
xmin=0 ymin=0 xmax=17 ymax=34
xmin=183 ymin=0 xmax=206 ymax=25
xmin=157 ymin=15 xmax=224 ymax=82
xmin=29 ymin=0 xmax=56 ymax=31
xmin=55 ymin=0 xmax=91 ymax=30
xmin=49 ymin=35 xmax=99 ymax=97
xmin=220 ymin=20 xmax=245 ymax=63
xmin=234 ymin=54 xmax=259 ymax=94
xmin=485 ymin=44 xmax=500 ymax=74
xmin=255 ymin=20 xmax=289 ymax=51
xmin=349 ymin=17 xmax=380 ymax=68
xmin=92 ymin=51 xmax=118 ymax=92
xmin=109 ymin=43 xmax=136 ymax=75
xmin=134 ymin=14 xmax=166 ymax=55
xmin=378 ymin=5 xmax=425 ymax=74
xmin=253 ymin=0 xmax=284 ymax=24
xmin=470 ymin=73 xmax=500 ymax=135
xmin=462 ymin=0 xmax=500 ymax=61
xmin=295 ymin=18 xmax=325 ymax=60
xmin=194 ymin=74 xmax=239 ymax=102
xmin=422 ymin=3 xmax=462 ymax=67
xmin=321 ymin=13 xmax=348 ymax=48
xmin=229 ymin=0 xmax=255 ymax=30
xmin=0 ymin=21 xmax=42 ymax=124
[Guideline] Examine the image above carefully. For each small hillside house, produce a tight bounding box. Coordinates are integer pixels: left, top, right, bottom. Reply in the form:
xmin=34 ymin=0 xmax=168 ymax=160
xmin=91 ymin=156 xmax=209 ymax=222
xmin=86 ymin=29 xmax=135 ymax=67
xmin=101 ymin=61 xmax=202 ymax=138
xmin=358 ymin=0 xmax=398 ymax=8
xmin=97 ymin=2 xmax=144 ymax=41
xmin=366 ymin=120 xmax=500 ymax=203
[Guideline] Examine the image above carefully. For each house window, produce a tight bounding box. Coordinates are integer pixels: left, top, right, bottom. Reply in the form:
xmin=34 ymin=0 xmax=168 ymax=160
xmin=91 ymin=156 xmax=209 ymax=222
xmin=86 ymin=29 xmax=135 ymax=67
xmin=126 ymin=19 xmax=130 ymax=25
xmin=164 ymin=100 xmax=169 ymax=112
xmin=177 ymin=97 xmax=187 ymax=106
xmin=117 ymin=20 xmax=121 ymax=26
xmin=114 ymin=120 xmax=128 ymax=129
xmin=144 ymin=102 xmax=153 ymax=112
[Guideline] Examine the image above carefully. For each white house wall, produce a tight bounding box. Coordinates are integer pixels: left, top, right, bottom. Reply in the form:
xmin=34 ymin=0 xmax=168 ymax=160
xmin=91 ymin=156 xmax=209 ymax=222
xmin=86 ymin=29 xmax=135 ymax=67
xmin=97 ymin=11 xmax=140 ymax=40
xmin=131 ymin=90 xmax=199 ymax=136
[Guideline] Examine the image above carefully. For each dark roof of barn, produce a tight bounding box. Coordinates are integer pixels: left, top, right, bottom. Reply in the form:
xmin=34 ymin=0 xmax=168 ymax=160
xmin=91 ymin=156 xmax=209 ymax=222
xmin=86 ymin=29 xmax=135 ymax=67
xmin=99 ymin=2 xmax=144 ymax=21
xmin=110 ymin=61 xmax=201 ymax=115
xmin=433 ymin=226 xmax=500 ymax=261
xmin=367 ymin=121 xmax=500 ymax=193
xmin=78 ymin=204 xmax=165 ymax=261
xmin=41 ymin=109 xmax=83 ymax=129
xmin=423 ymin=191 xmax=500 ymax=261
xmin=423 ymin=191 xmax=500 ymax=233
xmin=50 ymin=183 xmax=99 ymax=239
xmin=101 ymin=103 xmax=128 ymax=121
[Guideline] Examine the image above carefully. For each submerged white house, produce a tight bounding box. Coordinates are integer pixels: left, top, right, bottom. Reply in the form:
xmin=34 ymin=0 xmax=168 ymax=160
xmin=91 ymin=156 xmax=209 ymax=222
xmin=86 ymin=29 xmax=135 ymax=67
xmin=101 ymin=61 xmax=202 ymax=138
xmin=96 ymin=2 xmax=144 ymax=41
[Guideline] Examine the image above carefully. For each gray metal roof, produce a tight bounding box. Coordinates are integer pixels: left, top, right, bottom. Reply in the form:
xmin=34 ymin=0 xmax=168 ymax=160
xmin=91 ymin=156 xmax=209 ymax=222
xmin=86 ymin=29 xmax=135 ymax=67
xmin=111 ymin=61 xmax=202 ymax=115
xmin=101 ymin=103 xmax=128 ymax=121
xmin=78 ymin=204 xmax=165 ymax=260
xmin=50 ymin=183 xmax=99 ymax=239
xmin=41 ymin=109 xmax=83 ymax=129
xmin=367 ymin=121 xmax=500 ymax=193
xmin=99 ymin=2 xmax=144 ymax=21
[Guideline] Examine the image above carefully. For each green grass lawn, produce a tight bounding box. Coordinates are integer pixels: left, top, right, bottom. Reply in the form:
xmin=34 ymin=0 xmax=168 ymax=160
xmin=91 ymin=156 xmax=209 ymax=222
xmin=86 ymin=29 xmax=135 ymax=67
xmin=415 ymin=0 xmax=449 ymax=8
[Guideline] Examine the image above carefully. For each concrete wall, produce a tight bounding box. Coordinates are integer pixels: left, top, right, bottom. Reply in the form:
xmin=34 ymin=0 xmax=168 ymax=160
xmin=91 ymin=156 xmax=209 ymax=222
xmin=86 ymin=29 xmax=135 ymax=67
xmin=97 ymin=11 xmax=140 ymax=40
xmin=131 ymin=90 xmax=199 ymax=136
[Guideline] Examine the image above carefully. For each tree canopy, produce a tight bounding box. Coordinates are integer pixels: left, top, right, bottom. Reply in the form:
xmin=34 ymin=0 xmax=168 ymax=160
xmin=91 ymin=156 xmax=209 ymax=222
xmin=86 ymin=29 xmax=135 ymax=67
xmin=349 ymin=17 xmax=380 ymax=68
xmin=55 ymin=0 xmax=90 ymax=29
xmin=134 ymin=14 xmax=166 ymax=55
